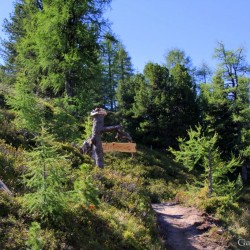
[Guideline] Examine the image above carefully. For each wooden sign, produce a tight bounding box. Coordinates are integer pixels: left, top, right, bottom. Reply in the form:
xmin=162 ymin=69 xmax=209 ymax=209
xmin=102 ymin=142 xmax=136 ymax=153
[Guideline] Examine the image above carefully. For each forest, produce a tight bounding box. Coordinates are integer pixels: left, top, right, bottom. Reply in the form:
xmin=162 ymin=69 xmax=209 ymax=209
xmin=0 ymin=0 xmax=249 ymax=249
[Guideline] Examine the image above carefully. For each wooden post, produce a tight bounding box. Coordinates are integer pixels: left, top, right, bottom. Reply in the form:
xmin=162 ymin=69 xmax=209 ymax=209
xmin=80 ymin=108 xmax=133 ymax=168
xmin=89 ymin=108 xmax=107 ymax=168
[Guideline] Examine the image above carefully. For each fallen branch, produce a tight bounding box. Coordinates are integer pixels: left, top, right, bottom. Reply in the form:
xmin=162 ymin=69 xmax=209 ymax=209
xmin=0 ymin=179 xmax=12 ymax=196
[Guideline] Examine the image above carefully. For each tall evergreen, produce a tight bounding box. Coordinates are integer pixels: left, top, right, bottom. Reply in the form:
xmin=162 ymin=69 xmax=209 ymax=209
xmin=168 ymin=63 xmax=199 ymax=147
xmin=165 ymin=48 xmax=192 ymax=69
xmin=116 ymin=73 xmax=143 ymax=137
xmin=133 ymin=63 xmax=171 ymax=147
xmin=195 ymin=62 xmax=212 ymax=84
xmin=131 ymin=62 xmax=199 ymax=148
xmin=22 ymin=127 xmax=70 ymax=220
xmin=200 ymin=43 xmax=250 ymax=182
xmin=3 ymin=0 xmax=111 ymax=119
xmin=101 ymin=33 xmax=133 ymax=110
xmin=100 ymin=33 xmax=119 ymax=110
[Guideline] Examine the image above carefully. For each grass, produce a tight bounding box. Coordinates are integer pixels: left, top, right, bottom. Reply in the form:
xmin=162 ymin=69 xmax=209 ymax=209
xmin=0 ymin=108 xmax=249 ymax=249
xmin=0 ymin=138 xmax=179 ymax=249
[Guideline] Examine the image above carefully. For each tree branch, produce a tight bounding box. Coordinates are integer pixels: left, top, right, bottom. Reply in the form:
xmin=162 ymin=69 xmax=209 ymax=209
xmin=0 ymin=180 xmax=12 ymax=196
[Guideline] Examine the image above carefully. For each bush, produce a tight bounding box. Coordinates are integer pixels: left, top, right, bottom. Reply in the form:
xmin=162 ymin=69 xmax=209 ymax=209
xmin=0 ymin=139 xmax=24 ymax=191
xmin=201 ymin=196 xmax=241 ymax=215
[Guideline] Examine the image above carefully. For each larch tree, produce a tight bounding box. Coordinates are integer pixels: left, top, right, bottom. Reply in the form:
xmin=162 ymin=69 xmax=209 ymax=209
xmin=100 ymin=33 xmax=119 ymax=110
xmin=200 ymin=42 xmax=250 ymax=183
xmin=165 ymin=48 xmax=192 ymax=70
xmin=3 ymin=0 xmax=111 ymax=129
xmin=169 ymin=125 xmax=241 ymax=198
xmin=195 ymin=62 xmax=213 ymax=84
xmin=116 ymin=73 xmax=143 ymax=138
xmin=101 ymin=33 xmax=133 ymax=111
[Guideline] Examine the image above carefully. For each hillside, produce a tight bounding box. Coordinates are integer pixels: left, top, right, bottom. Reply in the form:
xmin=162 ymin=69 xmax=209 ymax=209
xmin=0 ymin=109 xmax=179 ymax=249
xmin=0 ymin=107 xmax=250 ymax=249
xmin=0 ymin=1 xmax=249 ymax=249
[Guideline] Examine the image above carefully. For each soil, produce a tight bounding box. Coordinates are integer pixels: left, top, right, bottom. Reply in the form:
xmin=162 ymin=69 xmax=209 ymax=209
xmin=152 ymin=203 xmax=227 ymax=250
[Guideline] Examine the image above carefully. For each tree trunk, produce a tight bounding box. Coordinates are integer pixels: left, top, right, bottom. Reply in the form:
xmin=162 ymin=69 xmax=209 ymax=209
xmin=80 ymin=108 xmax=132 ymax=168
xmin=241 ymin=165 xmax=248 ymax=184
xmin=91 ymin=110 xmax=105 ymax=168
xmin=208 ymin=148 xmax=213 ymax=197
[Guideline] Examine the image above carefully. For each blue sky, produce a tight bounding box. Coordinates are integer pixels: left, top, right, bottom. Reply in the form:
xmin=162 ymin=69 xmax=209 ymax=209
xmin=1 ymin=0 xmax=250 ymax=72
xmin=104 ymin=0 xmax=250 ymax=72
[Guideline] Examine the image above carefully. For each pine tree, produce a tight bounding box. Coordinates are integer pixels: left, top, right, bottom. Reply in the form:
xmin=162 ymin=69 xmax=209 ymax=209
xmin=22 ymin=127 xmax=70 ymax=220
xmin=116 ymin=73 xmax=143 ymax=138
xmin=200 ymin=43 xmax=250 ymax=183
xmin=131 ymin=62 xmax=199 ymax=148
xmin=132 ymin=63 xmax=170 ymax=147
xmin=7 ymin=80 xmax=44 ymax=133
xmin=169 ymin=125 xmax=241 ymax=198
xmin=168 ymin=63 xmax=199 ymax=148
xmin=3 ymin=0 xmax=111 ymax=116
xmin=101 ymin=33 xmax=133 ymax=110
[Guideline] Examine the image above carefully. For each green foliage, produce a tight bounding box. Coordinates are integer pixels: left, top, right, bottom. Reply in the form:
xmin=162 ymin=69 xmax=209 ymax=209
xmin=97 ymin=204 xmax=159 ymax=250
xmin=1 ymin=2 xmax=250 ymax=247
xmin=129 ymin=62 xmax=199 ymax=148
xmin=0 ymin=215 xmax=28 ymax=249
xmin=200 ymin=43 xmax=250 ymax=185
xmin=0 ymin=192 xmax=16 ymax=217
xmin=21 ymin=127 xmax=70 ymax=220
xmin=101 ymin=33 xmax=133 ymax=110
xmin=2 ymin=0 xmax=112 ymax=125
xmin=69 ymin=164 xmax=100 ymax=208
xmin=199 ymin=75 xmax=239 ymax=157
xmin=26 ymin=222 xmax=44 ymax=250
xmin=7 ymin=81 xmax=44 ymax=133
xmin=0 ymin=109 xmax=23 ymax=147
xmin=47 ymin=97 xmax=81 ymax=142
xmin=82 ymin=115 xmax=93 ymax=140
xmin=165 ymin=48 xmax=192 ymax=69
xmin=169 ymin=125 xmax=241 ymax=198
xmin=0 ymin=139 xmax=24 ymax=189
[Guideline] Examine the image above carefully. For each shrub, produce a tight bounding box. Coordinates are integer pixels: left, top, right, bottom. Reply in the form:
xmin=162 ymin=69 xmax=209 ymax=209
xmin=21 ymin=127 xmax=71 ymax=221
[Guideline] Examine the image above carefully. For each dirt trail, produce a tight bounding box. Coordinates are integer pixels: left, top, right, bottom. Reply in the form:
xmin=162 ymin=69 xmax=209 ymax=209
xmin=152 ymin=203 xmax=226 ymax=250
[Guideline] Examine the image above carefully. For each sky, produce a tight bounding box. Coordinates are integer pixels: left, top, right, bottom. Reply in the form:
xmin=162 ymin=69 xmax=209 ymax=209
xmin=104 ymin=0 xmax=250 ymax=72
xmin=1 ymin=0 xmax=250 ymax=73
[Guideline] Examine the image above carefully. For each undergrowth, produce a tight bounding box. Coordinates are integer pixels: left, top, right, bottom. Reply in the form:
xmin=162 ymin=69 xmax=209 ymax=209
xmin=0 ymin=136 xmax=181 ymax=249
xmin=0 ymin=109 xmax=249 ymax=249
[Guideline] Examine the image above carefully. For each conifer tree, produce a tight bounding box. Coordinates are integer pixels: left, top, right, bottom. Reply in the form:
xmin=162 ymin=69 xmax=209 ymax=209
xmin=131 ymin=62 xmax=199 ymax=148
xmin=165 ymin=48 xmax=192 ymax=70
xmin=100 ymin=33 xmax=119 ymax=110
xmin=7 ymin=80 xmax=44 ymax=133
xmin=169 ymin=125 xmax=241 ymax=198
xmin=116 ymin=73 xmax=143 ymax=138
xmin=3 ymin=0 xmax=111 ymax=116
xmin=200 ymin=43 xmax=250 ymax=182
xmin=22 ymin=127 xmax=70 ymax=220
xmin=101 ymin=33 xmax=133 ymax=110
